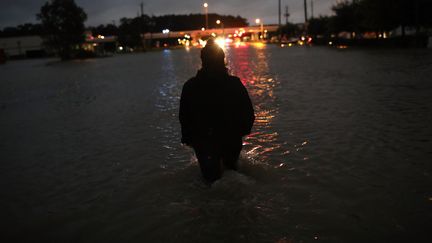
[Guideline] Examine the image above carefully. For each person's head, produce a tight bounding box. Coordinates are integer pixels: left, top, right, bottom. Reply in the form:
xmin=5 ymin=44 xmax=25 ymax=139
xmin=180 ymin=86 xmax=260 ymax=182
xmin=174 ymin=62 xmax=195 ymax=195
xmin=200 ymin=38 xmax=226 ymax=71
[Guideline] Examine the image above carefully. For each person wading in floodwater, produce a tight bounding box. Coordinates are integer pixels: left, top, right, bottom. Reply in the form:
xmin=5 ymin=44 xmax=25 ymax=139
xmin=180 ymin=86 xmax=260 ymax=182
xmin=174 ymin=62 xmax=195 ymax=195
xmin=179 ymin=38 xmax=255 ymax=184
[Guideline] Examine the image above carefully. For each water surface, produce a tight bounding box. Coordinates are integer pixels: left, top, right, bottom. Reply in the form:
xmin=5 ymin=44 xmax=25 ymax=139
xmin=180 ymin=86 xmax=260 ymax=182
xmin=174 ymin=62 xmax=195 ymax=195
xmin=1 ymin=45 xmax=431 ymax=242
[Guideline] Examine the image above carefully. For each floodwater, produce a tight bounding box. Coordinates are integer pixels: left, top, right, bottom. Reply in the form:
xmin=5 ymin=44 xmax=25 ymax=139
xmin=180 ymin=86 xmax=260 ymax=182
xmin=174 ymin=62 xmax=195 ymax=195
xmin=1 ymin=45 xmax=431 ymax=242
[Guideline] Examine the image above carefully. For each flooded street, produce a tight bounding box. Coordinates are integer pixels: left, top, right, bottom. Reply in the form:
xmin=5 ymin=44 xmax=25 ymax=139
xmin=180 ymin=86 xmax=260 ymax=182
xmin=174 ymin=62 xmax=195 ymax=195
xmin=1 ymin=45 xmax=431 ymax=242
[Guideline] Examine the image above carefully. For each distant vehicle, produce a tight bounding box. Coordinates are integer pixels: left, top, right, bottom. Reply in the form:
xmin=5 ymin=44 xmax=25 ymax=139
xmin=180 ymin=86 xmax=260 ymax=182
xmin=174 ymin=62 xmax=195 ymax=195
xmin=278 ymin=36 xmax=299 ymax=45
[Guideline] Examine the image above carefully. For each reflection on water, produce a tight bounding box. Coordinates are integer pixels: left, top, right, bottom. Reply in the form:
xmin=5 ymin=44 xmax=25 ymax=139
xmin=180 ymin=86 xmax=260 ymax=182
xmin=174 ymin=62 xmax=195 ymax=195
xmin=227 ymin=45 xmax=287 ymax=165
xmin=1 ymin=46 xmax=431 ymax=242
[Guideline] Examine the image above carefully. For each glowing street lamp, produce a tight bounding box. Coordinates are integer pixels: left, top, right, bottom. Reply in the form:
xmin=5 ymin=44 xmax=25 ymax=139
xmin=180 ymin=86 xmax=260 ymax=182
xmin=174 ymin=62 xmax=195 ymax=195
xmin=255 ymin=18 xmax=264 ymax=40
xmin=203 ymin=3 xmax=209 ymax=30
xmin=216 ymin=20 xmax=224 ymax=38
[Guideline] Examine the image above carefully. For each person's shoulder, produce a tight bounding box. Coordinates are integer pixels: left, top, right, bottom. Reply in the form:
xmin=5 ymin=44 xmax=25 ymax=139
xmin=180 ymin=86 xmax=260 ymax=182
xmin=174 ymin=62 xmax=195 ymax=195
xmin=183 ymin=76 xmax=198 ymax=88
xmin=227 ymin=75 xmax=241 ymax=83
xmin=227 ymin=75 xmax=245 ymax=87
xmin=227 ymin=74 xmax=240 ymax=80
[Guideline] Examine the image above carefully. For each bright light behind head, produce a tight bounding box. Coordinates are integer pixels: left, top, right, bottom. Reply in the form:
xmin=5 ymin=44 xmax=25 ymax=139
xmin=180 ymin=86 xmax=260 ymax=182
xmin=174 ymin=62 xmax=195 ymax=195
xmin=215 ymin=38 xmax=225 ymax=48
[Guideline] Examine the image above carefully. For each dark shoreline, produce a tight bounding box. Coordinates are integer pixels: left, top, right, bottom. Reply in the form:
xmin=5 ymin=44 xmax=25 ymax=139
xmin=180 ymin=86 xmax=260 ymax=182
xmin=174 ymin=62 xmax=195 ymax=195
xmin=313 ymin=35 xmax=430 ymax=48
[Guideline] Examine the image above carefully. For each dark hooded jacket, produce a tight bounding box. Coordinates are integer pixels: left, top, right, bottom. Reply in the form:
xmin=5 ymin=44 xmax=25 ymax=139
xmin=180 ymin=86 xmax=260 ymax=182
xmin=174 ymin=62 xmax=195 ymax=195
xmin=179 ymin=69 xmax=255 ymax=145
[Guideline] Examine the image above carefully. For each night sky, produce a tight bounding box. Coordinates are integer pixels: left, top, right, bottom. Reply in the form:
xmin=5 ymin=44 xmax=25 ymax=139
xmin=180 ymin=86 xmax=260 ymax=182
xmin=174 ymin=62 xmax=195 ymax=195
xmin=0 ymin=0 xmax=337 ymax=28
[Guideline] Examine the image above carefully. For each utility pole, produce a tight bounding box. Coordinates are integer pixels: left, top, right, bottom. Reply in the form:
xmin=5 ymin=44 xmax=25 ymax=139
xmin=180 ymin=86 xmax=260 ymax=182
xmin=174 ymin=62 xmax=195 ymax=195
xmin=140 ymin=2 xmax=144 ymax=17
xmin=311 ymin=0 xmax=314 ymax=19
xmin=284 ymin=5 xmax=290 ymax=24
xmin=304 ymin=0 xmax=308 ymax=23
xmin=278 ymin=0 xmax=281 ymax=27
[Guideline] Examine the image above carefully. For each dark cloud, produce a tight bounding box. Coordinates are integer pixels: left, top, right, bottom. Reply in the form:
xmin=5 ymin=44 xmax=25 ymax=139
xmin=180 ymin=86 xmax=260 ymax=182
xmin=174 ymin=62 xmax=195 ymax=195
xmin=0 ymin=0 xmax=336 ymax=28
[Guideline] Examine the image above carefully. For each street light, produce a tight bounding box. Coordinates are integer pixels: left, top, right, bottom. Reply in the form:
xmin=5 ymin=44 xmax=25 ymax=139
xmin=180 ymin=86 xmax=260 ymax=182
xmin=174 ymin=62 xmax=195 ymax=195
xmin=216 ymin=20 xmax=224 ymax=38
xmin=255 ymin=18 xmax=264 ymax=41
xmin=203 ymin=3 xmax=209 ymax=30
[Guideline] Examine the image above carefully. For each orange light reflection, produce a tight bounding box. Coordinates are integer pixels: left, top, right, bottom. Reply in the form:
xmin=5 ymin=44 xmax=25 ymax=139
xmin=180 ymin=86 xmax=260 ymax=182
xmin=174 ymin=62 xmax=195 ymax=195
xmin=227 ymin=45 xmax=284 ymax=164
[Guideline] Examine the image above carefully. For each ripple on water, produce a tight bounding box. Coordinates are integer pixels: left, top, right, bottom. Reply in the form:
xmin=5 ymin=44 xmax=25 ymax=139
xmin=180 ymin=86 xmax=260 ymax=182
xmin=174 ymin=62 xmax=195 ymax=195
xmin=1 ymin=46 xmax=431 ymax=242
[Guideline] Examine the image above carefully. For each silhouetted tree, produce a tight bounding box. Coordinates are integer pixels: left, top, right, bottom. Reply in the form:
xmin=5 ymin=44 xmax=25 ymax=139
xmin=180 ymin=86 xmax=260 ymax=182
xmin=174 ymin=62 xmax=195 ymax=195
xmin=330 ymin=0 xmax=362 ymax=37
xmin=417 ymin=0 xmax=432 ymax=28
xmin=151 ymin=14 xmax=247 ymax=32
xmin=329 ymin=0 xmax=432 ymax=37
xmin=90 ymin=24 xmax=119 ymax=37
xmin=37 ymin=0 xmax=87 ymax=60
xmin=278 ymin=22 xmax=301 ymax=38
xmin=308 ymin=16 xmax=332 ymax=38
xmin=360 ymin=0 xmax=432 ymax=36
xmin=117 ymin=15 xmax=151 ymax=49
xmin=359 ymin=0 xmax=400 ymax=35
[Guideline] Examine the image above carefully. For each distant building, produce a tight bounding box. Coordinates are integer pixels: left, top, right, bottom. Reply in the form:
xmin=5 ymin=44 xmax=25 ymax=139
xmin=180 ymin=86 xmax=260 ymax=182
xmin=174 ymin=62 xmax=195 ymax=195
xmin=0 ymin=35 xmax=46 ymax=58
xmin=0 ymin=32 xmax=119 ymax=59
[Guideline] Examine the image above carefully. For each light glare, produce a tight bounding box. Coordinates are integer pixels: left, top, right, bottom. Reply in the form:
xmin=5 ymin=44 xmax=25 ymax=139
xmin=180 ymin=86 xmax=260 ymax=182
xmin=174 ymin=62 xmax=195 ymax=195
xmin=215 ymin=38 xmax=225 ymax=48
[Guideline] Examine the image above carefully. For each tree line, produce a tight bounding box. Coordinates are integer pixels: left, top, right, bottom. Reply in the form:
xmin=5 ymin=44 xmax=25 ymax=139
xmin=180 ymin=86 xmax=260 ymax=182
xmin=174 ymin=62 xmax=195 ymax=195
xmin=0 ymin=0 xmax=247 ymax=59
xmin=0 ymin=2 xmax=247 ymax=47
xmin=313 ymin=0 xmax=432 ymax=37
xmin=0 ymin=14 xmax=247 ymax=38
xmin=281 ymin=0 xmax=432 ymax=39
xmin=91 ymin=14 xmax=248 ymax=48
